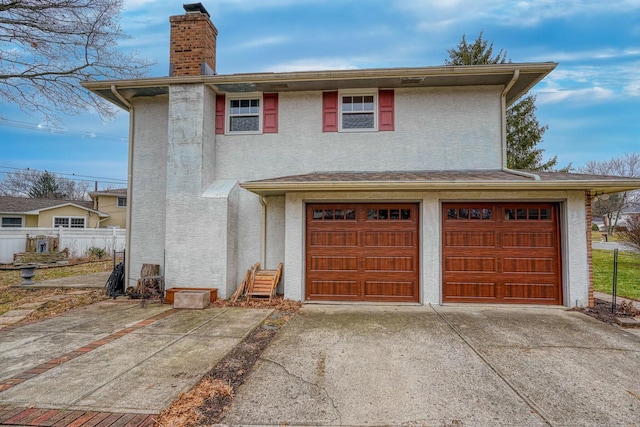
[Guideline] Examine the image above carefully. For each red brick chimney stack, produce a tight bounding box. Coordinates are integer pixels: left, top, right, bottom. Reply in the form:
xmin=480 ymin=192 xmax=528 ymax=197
xmin=169 ymin=3 xmax=218 ymax=76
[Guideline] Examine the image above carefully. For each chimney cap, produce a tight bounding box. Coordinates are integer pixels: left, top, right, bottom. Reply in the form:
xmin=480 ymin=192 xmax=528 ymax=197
xmin=183 ymin=3 xmax=210 ymax=17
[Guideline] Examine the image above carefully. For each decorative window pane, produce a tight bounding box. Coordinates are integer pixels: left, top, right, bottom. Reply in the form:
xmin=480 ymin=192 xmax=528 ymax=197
xmin=459 ymin=209 xmax=469 ymax=220
xmin=401 ymin=209 xmax=411 ymax=220
xmin=447 ymin=209 xmax=457 ymax=219
xmin=230 ymin=116 xmax=259 ymax=132
xmin=324 ymin=210 xmax=334 ymax=220
xmin=54 ymin=218 xmax=69 ymax=228
xmin=313 ymin=210 xmax=323 ymax=220
xmin=341 ymin=94 xmax=375 ymax=130
xmin=482 ymin=209 xmax=492 ymax=220
xmin=470 ymin=209 xmax=481 ymax=220
xmin=540 ymin=208 xmax=551 ymax=220
xmin=1 ymin=217 xmax=22 ymax=228
xmin=517 ymin=209 xmax=527 ymax=220
xmin=368 ymin=209 xmax=377 ymax=220
xmin=390 ymin=209 xmax=400 ymax=220
xmin=528 ymin=209 xmax=539 ymax=220
xmin=335 ymin=210 xmax=345 ymax=220
xmin=378 ymin=209 xmax=389 ymax=220
xmin=70 ymin=218 xmax=85 ymax=228
xmin=229 ymin=98 xmax=260 ymax=132
xmin=345 ymin=209 xmax=356 ymax=220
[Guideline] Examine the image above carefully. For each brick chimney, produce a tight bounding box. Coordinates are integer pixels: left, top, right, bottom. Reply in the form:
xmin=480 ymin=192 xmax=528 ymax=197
xmin=169 ymin=3 xmax=218 ymax=76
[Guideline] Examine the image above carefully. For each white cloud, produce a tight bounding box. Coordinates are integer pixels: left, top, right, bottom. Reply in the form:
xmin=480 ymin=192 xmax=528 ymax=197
xmin=239 ymin=36 xmax=290 ymax=49
xmin=536 ymin=86 xmax=614 ymax=104
xmin=264 ymin=59 xmax=359 ymax=72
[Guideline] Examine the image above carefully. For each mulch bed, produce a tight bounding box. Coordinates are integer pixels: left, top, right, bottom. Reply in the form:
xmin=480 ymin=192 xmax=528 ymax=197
xmin=573 ymin=298 xmax=639 ymax=325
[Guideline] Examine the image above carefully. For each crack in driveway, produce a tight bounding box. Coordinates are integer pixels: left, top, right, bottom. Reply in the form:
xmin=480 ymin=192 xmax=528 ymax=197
xmin=430 ymin=304 xmax=554 ymax=427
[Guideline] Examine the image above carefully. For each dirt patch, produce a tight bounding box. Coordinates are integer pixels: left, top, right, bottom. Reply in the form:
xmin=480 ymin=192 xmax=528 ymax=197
xmin=156 ymin=297 xmax=300 ymax=427
xmin=573 ymin=298 xmax=640 ymax=325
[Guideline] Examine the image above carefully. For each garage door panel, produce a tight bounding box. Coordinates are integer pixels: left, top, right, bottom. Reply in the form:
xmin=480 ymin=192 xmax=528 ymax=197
xmin=502 ymin=232 xmax=555 ymax=248
xmin=309 ymin=256 xmax=358 ymax=272
xmin=443 ymin=202 xmax=561 ymax=305
xmin=444 ymin=282 xmax=497 ymax=300
xmin=364 ymin=281 xmax=416 ymax=299
xmin=364 ymin=256 xmax=414 ymax=272
xmin=444 ymin=256 xmax=496 ymax=273
xmin=363 ymin=231 xmax=414 ymax=247
xmin=444 ymin=231 xmax=496 ymax=247
xmin=309 ymin=231 xmax=358 ymax=247
xmin=502 ymin=257 xmax=557 ymax=273
xmin=308 ymin=280 xmax=360 ymax=300
xmin=503 ymin=282 xmax=559 ymax=301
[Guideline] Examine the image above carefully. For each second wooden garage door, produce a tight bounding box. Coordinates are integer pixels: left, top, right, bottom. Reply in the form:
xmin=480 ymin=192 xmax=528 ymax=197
xmin=442 ymin=202 xmax=562 ymax=304
xmin=306 ymin=203 xmax=419 ymax=302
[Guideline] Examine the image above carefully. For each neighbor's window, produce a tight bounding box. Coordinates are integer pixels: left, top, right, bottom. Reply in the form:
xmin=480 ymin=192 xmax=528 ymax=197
xmin=117 ymin=197 xmax=127 ymax=207
xmin=1 ymin=217 xmax=22 ymax=228
xmin=54 ymin=217 xmax=86 ymax=228
xmin=228 ymin=97 xmax=261 ymax=133
xmin=340 ymin=93 xmax=376 ymax=130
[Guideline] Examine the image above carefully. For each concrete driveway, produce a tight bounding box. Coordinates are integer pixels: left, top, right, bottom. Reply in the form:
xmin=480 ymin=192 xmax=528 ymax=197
xmin=223 ymin=305 xmax=640 ymax=426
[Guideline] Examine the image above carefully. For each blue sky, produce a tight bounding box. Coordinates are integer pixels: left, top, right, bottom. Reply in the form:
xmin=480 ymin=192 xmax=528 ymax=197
xmin=1 ymin=0 xmax=639 ymax=189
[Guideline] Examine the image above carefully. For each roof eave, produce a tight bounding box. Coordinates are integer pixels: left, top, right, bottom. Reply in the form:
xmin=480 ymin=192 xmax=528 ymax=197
xmin=240 ymin=180 xmax=640 ymax=197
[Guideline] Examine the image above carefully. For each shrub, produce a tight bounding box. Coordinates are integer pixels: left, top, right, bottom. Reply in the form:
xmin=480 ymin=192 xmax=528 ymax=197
xmin=87 ymin=247 xmax=106 ymax=259
xmin=591 ymin=223 xmax=600 ymax=231
xmin=618 ymin=213 xmax=640 ymax=251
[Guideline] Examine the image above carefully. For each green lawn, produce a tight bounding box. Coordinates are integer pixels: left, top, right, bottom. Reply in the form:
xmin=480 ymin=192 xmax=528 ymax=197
xmin=592 ymin=249 xmax=640 ymax=300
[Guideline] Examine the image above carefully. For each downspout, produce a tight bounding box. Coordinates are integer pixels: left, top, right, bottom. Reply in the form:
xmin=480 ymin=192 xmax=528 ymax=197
xmin=110 ymin=85 xmax=134 ymax=285
xmin=258 ymin=196 xmax=267 ymax=268
xmin=500 ymin=70 xmax=540 ymax=181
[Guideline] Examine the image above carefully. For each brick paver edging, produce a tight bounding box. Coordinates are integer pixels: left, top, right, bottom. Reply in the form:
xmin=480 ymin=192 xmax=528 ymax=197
xmin=0 ymin=406 xmax=156 ymax=427
xmin=0 ymin=308 xmax=177 ymax=426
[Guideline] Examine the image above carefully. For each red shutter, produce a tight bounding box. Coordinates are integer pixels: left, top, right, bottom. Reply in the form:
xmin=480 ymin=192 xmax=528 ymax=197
xmin=322 ymin=91 xmax=338 ymax=132
xmin=378 ymin=89 xmax=394 ymax=131
xmin=215 ymin=94 xmax=225 ymax=134
xmin=263 ymin=93 xmax=278 ymax=133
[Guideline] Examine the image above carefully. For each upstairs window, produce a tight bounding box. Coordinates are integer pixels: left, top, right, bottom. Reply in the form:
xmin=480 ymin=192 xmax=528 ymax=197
xmin=229 ymin=97 xmax=261 ymax=133
xmin=323 ymin=89 xmax=394 ymax=132
xmin=117 ymin=197 xmax=127 ymax=207
xmin=341 ymin=94 xmax=375 ymax=130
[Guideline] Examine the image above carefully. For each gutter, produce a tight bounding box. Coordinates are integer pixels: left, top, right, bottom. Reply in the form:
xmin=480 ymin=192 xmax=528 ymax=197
xmin=499 ymin=70 xmax=541 ymax=182
xmin=258 ymin=196 xmax=267 ymax=268
xmin=111 ymin=85 xmax=135 ymax=288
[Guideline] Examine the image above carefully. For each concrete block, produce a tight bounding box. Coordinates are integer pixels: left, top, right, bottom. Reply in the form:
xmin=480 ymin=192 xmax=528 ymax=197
xmin=615 ymin=317 xmax=640 ymax=328
xmin=174 ymin=290 xmax=211 ymax=309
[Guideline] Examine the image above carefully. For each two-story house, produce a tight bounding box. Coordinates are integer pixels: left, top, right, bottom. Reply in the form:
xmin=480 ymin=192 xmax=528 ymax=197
xmin=88 ymin=188 xmax=128 ymax=229
xmin=83 ymin=3 xmax=640 ymax=307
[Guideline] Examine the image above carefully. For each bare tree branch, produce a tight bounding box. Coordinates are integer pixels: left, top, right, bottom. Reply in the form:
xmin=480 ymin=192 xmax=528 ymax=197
xmin=0 ymin=0 xmax=153 ymax=123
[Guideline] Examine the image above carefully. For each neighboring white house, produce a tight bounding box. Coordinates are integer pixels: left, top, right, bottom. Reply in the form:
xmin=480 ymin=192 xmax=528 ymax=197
xmin=83 ymin=3 xmax=640 ymax=307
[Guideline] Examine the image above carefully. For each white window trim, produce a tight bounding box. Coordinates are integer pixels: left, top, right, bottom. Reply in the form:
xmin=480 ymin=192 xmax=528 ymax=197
xmin=338 ymin=89 xmax=378 ymax=132
xmin=225 ymin=93 xmax=263 ymax=135
xmin=53 ymin=216 xmax=86 ymax=228
xmin=117 ymin=197 xmax=127 ymax=208
xmin=1 ymin=216 xmax=24 ymax=228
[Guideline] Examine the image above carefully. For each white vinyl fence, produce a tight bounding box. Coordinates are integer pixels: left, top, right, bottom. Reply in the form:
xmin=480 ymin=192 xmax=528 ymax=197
xmin=0 ymin=228 xmax=126 ymax=264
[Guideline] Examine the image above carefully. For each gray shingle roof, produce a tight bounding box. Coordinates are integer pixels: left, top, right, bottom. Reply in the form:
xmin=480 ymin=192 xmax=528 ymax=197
xmin=0 ymin=196 xmax=94 ymax=214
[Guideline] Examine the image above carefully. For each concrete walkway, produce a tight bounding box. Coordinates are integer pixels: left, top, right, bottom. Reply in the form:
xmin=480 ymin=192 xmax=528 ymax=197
xmin=0 ymin=300 xmax=272 ymax=425
xmin=223 ymin=304 xmax=640 ymax=426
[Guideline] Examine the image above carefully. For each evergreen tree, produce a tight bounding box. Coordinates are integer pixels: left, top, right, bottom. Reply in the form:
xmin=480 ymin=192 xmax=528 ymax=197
xmin=27 ymin=171 xmax=67 ymax=199
xmin=445 ymin=32 xmax=562 ymax=171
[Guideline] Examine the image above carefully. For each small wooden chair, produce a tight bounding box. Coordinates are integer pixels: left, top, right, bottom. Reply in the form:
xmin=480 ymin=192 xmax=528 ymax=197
xmin=245 ymin=263 xmax=283 ymax=305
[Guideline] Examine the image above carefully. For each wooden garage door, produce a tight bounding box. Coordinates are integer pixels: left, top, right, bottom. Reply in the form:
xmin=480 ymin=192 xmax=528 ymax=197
xmin=442 ymin=203 xmax=562 ymax=304
xmin=306 ymin=203 xmax=419 ymax=302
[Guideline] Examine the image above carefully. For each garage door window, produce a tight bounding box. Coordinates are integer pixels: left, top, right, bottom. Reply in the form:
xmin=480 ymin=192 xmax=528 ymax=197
xmin=446 ymin=207 xmax=493 ymax=220
xmin=367 ymin=208 xmax=411 ymax=220
xmin=504 ymin=207 xmax=551 ymax=221
xmin=312 ymin=208 xmax=356 ymax=220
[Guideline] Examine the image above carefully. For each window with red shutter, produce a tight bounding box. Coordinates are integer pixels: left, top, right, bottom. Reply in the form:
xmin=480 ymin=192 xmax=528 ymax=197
xmin=215 ymin=94 xmax=225 ymax=135
xmin=263 ymin=93 xmax=278 ymax=133
xmin=322 ymin=91 xmax=338 ymax=132
xmin=378 ymin=89 xmax=394 ymax=131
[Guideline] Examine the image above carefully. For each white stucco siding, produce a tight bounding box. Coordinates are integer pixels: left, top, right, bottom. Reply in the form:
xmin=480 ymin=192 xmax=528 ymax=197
xmin=129 ymin=97 xmax=168 ymax=285
xmin=214 ymin=87 xmax=502 ymax=181
xmin=279 ymin=190 xmax=589 ymax=307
